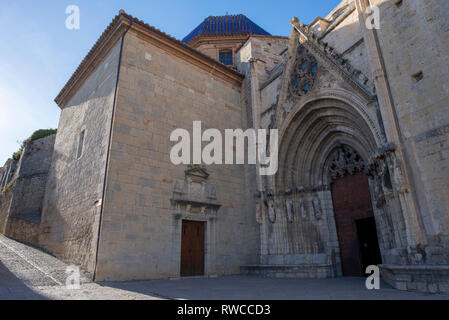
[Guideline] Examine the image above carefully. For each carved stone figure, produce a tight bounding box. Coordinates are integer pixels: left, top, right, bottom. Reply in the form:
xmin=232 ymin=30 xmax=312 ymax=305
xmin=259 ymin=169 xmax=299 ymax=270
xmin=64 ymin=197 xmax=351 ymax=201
xmin=407 ymin=245 xmax=425 ymax=265
xmin=285 ymin=198 xmax=294 ymax=223
xmin=393 ymin=157 xmax=407 ymax=194
xmin=312 ymin=196 xmax=322 ymax=220
xmin=328 ymin=145 xmax=365 ymax=181
xmin=266 ymin=198 xmax=276 ymax=223
xmin=298 ymin=196 xmax=307 ymax=220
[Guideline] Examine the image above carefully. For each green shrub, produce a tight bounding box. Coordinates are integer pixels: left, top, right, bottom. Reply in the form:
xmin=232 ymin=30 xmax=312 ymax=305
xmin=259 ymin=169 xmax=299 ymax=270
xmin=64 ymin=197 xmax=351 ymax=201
xmin=29 ymin=129 xmax=57 ymax=142
xmin=12 ymin=146 xmax=24 ymax=161
xmin=11 ymin=129 xmax=57 ymax=161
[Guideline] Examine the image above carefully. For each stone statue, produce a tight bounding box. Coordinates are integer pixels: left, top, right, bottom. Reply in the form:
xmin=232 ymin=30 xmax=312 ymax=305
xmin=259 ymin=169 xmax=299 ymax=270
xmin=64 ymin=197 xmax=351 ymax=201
xmin=298 ymin=196 xmax=307 ymax=220
xmin=266 ymin=198 xmax=276 ymax=223
xmin=285 ymin=198 xmax=294 ymax=223
xmin=312 ymin=196 xmax=322 ymax=220
xmin=393 ymin=157 xmax=407 ymax=194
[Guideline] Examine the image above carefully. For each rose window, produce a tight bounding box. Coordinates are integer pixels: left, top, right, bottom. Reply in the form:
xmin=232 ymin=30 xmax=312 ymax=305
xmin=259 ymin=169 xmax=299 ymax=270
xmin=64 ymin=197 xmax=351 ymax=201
xmin=290 ymin=45 xmax=318 ymax=97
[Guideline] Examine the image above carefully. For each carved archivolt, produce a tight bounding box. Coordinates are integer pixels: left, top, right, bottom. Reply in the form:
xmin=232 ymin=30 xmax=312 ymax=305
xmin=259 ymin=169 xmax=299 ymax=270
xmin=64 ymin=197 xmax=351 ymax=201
xmin=276 ymin=96 xmax=381 ymax=192
xmin=328 ymin=145 xmax=365 ymax=181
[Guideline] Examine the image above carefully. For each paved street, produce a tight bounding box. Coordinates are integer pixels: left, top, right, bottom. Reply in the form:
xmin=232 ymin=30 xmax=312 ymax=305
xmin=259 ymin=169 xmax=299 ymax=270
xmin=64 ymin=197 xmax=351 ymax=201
xmin=0 ymin=234 xmax=448 ymax=300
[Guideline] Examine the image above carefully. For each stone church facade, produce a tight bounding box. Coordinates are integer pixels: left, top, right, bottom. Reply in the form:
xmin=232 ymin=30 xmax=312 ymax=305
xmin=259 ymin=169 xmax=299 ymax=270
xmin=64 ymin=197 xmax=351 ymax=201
xmin=1 ymin=0 xmax=448 ymax=293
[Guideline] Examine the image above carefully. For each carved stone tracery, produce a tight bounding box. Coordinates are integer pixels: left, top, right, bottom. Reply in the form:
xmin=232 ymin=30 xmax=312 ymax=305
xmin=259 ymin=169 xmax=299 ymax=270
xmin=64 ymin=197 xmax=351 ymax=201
xmin=328 ymin=145 xmax=365 ymax=181
xmin=289 ymin=45 xmax=318 ymax=97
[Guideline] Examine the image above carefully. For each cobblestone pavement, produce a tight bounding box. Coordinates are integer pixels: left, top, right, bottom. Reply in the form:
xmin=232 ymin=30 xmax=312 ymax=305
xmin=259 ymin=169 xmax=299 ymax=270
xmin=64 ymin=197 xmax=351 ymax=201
xmin=1 ymin=235 xmax=448 ymax=300
xmin=0 ymin=235 xmax=161 ymax=300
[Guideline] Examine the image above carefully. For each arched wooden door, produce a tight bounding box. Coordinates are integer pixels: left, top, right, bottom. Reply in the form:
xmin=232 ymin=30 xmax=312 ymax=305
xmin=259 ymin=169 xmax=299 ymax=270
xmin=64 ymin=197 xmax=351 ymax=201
xmin=331 ymin=172 xmax=382 ymax=276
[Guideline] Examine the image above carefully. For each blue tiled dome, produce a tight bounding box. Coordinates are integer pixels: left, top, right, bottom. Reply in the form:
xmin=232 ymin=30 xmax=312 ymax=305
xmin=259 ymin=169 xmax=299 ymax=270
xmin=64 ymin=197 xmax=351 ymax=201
xmin=182 ymin=14 xmax=271 ymax=43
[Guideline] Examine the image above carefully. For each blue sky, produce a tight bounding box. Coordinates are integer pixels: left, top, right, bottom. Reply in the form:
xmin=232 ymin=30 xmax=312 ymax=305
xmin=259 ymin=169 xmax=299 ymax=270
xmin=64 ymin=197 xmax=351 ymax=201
xmin=0 ymin=0 xmax=341 ymax=165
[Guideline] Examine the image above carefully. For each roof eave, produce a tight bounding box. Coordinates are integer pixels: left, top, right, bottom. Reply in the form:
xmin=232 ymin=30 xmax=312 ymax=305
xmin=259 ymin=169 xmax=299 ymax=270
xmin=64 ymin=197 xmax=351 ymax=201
xmin=55 ymin=14 xmax=130 ymax=108
xmin=55 ymin=12 xmax=244 ymax=108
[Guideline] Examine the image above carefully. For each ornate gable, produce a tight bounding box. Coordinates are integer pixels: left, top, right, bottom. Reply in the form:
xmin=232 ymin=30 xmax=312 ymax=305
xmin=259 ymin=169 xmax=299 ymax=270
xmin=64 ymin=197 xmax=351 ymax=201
xmin=268 ymin=17 xmax=380 ymax=133
xmin=273 ymin=17 xmax=377 ymax=123
xmin=184 ymin=165 xmax=209 ymax=183
xmin=171 ymin=165 xmax=221 ymax=219
xmin=290 ymin=18 xmax=376 ymax=99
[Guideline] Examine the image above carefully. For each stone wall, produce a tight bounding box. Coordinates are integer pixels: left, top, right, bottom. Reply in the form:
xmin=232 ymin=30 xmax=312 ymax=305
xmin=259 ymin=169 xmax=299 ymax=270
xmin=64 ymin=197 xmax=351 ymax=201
xmin=237 ymin=36 xmax=289 ymax=131
xmin=94 ymin=30 xmax=259 ymax=281
xmin=5 ymin=217 xmax=40 ymax=245
xmin=381 ymin=264 xmax=449 ymax=294
xmin=39 ymin=39 xmax=122 ymax=275
xmin=238 ymin=36 xmax=289 ymax=84
xmin=370 ymin=0 xmax=449 ymax=252
xmin=0 ymin=183 xmax=14 ymax=234
xmin=321 ymin=1 xmax=370 ymax=74
xmin=4 ymin=135 xmax=55 ymax=245
xmin=0 ymin=159 xmax=17 ymax=191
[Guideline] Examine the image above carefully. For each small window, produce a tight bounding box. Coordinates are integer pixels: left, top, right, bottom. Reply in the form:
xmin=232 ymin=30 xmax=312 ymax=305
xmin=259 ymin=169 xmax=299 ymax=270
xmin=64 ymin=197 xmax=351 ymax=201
xmin=76 ymin=130 xmax=85 ymax=159
xmin=219 ymin=50 xmax=233 ymax=66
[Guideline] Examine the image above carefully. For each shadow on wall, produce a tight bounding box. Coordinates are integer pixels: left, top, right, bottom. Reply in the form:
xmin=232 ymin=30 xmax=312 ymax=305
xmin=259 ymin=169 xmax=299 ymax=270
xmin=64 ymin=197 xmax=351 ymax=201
xmin=38 ymin=126 xmax=103 ymax=277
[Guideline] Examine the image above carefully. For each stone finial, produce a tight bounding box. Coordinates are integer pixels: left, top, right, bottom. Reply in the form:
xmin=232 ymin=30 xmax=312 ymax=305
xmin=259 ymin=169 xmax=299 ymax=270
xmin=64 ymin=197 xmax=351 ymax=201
xmin=290 ymin=17 xmax=299 ymax=27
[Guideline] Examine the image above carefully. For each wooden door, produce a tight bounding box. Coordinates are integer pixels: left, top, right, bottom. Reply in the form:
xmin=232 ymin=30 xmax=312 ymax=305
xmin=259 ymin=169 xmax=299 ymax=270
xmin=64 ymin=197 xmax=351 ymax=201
xmin=331 ymin=172 xmax=380 ymax=276
xmin=180 ymin=220 xmax=205 ymax=277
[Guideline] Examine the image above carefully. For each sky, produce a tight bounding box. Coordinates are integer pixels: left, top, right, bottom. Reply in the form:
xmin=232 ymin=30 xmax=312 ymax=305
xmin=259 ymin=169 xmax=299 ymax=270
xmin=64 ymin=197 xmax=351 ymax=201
xmin=0 ymin=0 xmax=341 ymax=165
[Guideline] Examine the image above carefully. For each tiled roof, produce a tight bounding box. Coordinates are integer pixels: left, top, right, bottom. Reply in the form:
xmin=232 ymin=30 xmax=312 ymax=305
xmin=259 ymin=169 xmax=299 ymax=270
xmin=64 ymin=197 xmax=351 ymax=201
xmin=182 ymin=14 xmax=271 ymax=44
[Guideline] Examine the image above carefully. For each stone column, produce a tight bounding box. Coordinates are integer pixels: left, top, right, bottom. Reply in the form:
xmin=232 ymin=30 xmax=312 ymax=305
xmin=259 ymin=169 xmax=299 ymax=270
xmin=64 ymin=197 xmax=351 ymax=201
xmin=248 ymin=57 xmax=269 ymax=257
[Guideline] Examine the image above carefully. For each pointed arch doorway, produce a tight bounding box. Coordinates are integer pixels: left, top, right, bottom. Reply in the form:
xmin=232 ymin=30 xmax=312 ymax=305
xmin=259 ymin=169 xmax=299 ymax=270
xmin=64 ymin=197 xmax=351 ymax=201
xmin=331 ymin=172 xmax=382 ymax=276
xmin=327 ymin=145 xmax=382 ymax=277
